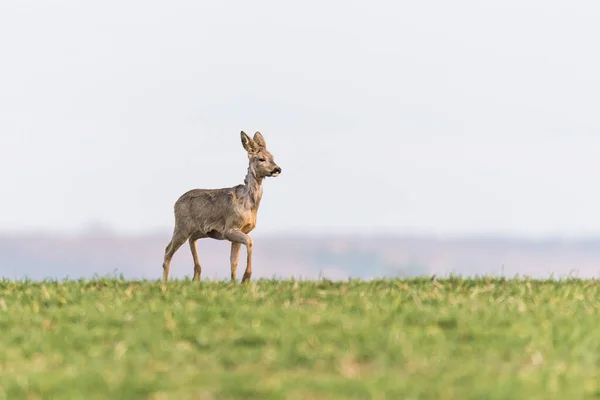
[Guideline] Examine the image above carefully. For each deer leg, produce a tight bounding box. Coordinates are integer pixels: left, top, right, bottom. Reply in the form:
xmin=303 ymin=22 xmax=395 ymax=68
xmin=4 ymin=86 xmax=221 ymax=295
xmin=162 ymin=230 xmax=187 ymax=281
xmin=189 ymin=236 xmax=203 ymax=281
xmin=224 ymin=231 xmax=253 ymax=283
xmin=230 ymin=242 xmax=241 ymax=282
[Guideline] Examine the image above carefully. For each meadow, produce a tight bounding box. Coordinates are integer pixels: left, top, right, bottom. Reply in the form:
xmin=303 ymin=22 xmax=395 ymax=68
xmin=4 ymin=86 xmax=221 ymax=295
xmin=0 ymin=277 xmax=599 ymax=399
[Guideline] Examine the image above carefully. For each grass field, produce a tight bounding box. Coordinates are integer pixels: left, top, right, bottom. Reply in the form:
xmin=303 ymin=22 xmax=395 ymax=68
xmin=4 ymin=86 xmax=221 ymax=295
xmin=1 ymin=277 xmax=599 ymax=399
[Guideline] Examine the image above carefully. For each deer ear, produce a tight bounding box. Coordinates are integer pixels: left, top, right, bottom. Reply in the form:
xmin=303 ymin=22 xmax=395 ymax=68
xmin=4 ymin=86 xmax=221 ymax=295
xmin=253 ymin=131 xmax=267 ymax=149
xmin=241 ymin=131 xmax=257 ymax=152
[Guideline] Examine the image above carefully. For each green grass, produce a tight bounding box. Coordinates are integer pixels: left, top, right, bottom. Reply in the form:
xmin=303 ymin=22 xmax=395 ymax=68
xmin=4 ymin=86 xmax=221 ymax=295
xmin=1 ymin=277 xmax=600 ymax=399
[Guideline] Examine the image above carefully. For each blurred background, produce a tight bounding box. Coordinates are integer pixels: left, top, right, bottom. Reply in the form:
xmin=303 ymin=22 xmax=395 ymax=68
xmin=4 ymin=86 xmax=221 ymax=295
xmin=1 ymin=0 xmax=600 ymax=280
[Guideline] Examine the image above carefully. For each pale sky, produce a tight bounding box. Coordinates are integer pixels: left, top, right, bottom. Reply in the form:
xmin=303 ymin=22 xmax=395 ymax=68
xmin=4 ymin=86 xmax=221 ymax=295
xmin=1 ymin=0 xmax=600 ymax=237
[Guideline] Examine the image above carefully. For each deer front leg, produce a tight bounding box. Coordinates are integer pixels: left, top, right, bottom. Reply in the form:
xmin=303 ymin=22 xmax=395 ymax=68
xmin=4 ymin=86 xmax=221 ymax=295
xmin=230 ymin=242 xmax=241 ymax=282
xmin=224 ymin=231 xmax=253 ymax=283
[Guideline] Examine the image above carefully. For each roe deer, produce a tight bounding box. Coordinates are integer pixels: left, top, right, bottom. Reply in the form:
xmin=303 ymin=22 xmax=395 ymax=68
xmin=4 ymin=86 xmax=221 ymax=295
xmin=162 ymin=131 xmax=282 ymax=283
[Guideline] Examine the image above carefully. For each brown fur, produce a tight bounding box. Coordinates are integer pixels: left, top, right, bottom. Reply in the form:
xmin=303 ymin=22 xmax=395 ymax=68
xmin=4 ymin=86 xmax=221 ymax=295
xmin=162 ymin=131 xmax=281 ymax=283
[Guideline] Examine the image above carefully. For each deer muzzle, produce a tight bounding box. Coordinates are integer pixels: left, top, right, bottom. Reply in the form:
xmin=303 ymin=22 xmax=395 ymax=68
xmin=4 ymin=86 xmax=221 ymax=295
xmin=270 ymin=167 xmax=282 ymax=177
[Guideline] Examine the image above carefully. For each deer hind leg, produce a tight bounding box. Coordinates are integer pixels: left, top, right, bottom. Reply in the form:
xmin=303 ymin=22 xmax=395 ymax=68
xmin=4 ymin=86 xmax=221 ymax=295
xmin=224 ymin=231 xmax=253 ymax=283
xmin=162 ymin=230 xmax=188 ymax=281
xmin=230 ymin=242 xmax=241 ymax=282
xmin=189 ymin=234 xmax=204 ymax=281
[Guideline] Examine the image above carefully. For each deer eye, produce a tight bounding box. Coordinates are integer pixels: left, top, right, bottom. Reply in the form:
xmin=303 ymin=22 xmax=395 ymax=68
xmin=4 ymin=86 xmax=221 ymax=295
xmin=258 ymin=158 xmax=266 ymax=162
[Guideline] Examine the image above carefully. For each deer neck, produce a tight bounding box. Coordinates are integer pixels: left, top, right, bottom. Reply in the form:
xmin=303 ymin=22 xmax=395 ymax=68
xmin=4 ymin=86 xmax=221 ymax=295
xmin=243 ymin=165 xmax=263 ymax=210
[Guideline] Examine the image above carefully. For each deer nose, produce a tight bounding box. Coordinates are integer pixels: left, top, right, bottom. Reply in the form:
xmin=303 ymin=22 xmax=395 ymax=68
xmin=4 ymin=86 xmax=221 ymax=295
xmin=272 ymin=167 xmax=282 ymax=175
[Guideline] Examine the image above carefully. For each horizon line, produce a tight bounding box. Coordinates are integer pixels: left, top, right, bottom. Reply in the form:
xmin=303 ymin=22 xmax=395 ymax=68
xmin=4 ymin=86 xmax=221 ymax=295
xmin=1 ymin=229 xmax=600 ymax=243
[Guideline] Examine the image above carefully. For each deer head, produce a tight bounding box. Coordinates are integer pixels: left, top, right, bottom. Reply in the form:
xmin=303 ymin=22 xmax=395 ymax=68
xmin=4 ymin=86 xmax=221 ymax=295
xmin=241 ymin=131 xmax=281 ymax=179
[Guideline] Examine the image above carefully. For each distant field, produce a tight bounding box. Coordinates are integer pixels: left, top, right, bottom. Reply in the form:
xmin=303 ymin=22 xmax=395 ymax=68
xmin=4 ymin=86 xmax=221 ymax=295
xmin=0 ymin=278 xmax=599 ymax=399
